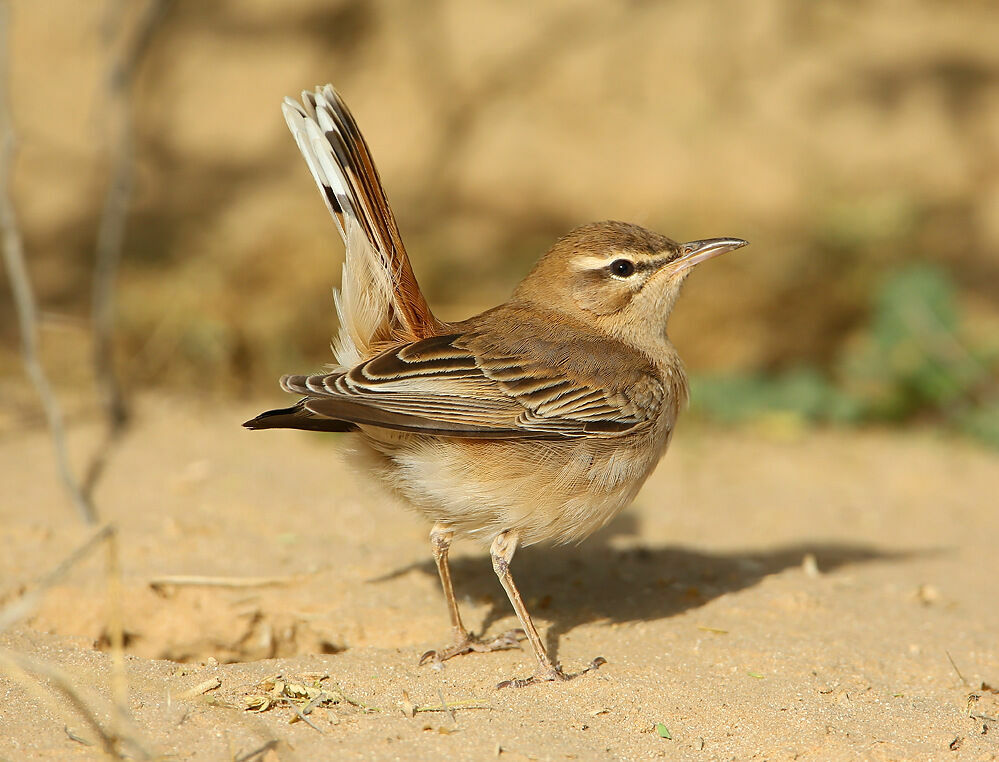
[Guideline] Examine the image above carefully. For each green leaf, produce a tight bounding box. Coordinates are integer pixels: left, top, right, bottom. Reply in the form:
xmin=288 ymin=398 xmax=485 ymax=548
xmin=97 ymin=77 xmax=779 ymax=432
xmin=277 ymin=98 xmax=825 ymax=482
xmin=957 ymin=400 xmax=999 ymax=449
xmin=655 ymin=723 xmax=672 ymax=739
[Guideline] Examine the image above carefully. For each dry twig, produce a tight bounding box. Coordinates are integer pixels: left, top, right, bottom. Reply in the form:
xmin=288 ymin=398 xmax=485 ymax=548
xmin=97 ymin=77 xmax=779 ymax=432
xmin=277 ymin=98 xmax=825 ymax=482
xmin=0 ymin=524 xmax=146 ymax=756
xmin=234 ymin=740 xmax=279 ymax=762
xmin=0 ymin=1 xmax=97 ymax=524
xmin=947 ymin=650 xmax=970 ymax=687
xmin=90 ymin=0 xmax=170 ymax=431
xmin=149 ymin=574 xmax=304 ymax=589
xmin=0 ymin=524 xmax=113 ymax=632
xmin=104 ymin=527 xmax=130 ymax=737
xmin=175 ymin=676 xmax=222 ymax=701
xmin=0 ymin=648 xmax=151 ymax=759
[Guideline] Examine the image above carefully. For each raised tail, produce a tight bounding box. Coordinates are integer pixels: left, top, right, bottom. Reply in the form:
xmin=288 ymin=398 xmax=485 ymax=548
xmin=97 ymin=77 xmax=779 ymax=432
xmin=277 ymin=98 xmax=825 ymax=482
xmin=282 ymin=85 xmax=443 ymax=367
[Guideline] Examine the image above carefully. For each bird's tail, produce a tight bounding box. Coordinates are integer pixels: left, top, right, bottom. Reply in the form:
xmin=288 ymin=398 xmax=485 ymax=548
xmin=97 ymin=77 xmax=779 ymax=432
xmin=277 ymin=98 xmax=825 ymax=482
xmin=282 ymin=85 xmax=442 ymax=367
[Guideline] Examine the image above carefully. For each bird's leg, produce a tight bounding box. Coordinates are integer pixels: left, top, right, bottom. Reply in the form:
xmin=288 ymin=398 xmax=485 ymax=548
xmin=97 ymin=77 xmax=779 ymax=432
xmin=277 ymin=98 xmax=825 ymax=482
xmin=419 ymin=522 xmax=524 ymax=666
xmin=432 ymin=522 xmax=467 ymax=640
xmin=490 ymin=529 xmax=606 ymax=689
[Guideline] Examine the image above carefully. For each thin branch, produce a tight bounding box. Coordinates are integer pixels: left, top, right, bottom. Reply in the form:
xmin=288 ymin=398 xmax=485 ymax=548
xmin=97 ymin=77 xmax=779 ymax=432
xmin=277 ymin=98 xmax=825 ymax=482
xmin=0 ymin=523 xmax=150 ymax=757
xmin=174 ymin=676 xmax=222 ymax=701
xmin=0 ymin=649 xmax=151 ymax=760
xmin=0 ymin=524 xmax=114 ymax=633
xmin=946 ymin=649 xmax=969 ymax=687
xmin=0 ymin=0 xmax=97 ymax=524
xmin=147 ymin=574 xmax=305 ymax=589
xmin=0 ymin=650 xmax=124 ymax=759
xmin=90 ymin=0 xmax=170 ymax=440
xmin=104 ymin=528 xmax=130 ymax=737
xmin=234 ymin=740 xmax=279 ymax=762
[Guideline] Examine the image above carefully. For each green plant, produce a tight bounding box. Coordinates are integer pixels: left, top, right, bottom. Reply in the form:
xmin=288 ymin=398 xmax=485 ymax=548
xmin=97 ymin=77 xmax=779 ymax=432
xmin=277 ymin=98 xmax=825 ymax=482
xmin=690 ymin=266 xmax=999 ymax=447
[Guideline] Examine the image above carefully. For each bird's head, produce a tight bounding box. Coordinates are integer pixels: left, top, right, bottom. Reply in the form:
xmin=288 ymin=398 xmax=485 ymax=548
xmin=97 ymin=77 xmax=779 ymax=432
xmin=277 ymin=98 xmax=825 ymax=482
xmin=514 ymin=221 xmax=747 ymax=352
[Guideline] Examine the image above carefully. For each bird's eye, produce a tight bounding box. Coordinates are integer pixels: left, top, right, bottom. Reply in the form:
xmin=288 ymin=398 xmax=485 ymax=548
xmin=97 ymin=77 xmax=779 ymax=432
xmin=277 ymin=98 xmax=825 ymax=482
xmin=610 ymin=259 xmax=635 ymax=278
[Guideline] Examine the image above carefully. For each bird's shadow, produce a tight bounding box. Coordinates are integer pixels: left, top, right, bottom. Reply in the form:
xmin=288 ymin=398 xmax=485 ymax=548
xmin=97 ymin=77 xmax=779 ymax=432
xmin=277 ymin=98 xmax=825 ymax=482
xmin=373 ymin=514 xmax=934 ymax=663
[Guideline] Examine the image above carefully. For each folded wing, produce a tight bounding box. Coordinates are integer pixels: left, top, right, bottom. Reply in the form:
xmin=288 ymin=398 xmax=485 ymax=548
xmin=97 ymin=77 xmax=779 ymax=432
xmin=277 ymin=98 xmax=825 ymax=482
xmin=245 ymin=333 xmax=664 ymax=440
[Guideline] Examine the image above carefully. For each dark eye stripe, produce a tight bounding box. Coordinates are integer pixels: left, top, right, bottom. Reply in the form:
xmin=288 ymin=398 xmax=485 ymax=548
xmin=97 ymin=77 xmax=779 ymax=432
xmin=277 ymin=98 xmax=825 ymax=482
xmin=599 ymin=254 xmax=678 ymax=277
xmin=634 ymin=255 xmax=676 ymax=272
xmin=634 ymin=261 xmax=654 ymax=272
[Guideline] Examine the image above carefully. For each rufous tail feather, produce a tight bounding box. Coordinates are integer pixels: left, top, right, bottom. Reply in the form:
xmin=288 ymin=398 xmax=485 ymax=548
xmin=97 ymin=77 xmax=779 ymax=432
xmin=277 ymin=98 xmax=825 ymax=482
xmin=282 ymin=85 xmax=442 ymax=367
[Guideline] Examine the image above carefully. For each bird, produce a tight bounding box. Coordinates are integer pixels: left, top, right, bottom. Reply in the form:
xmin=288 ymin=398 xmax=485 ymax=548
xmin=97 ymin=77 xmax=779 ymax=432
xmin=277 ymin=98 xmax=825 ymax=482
xmin=244 ymin=84 xmax=747 ymax=688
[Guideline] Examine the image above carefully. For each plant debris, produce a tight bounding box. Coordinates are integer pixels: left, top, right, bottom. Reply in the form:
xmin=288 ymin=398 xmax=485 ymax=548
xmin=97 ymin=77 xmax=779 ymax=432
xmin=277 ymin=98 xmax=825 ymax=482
xmin=967 ymin=693 xmax=981 ymax=717
xmin=176 ymin=676 xmax=222 ymax=701
xmin=64 ymin=726 xmax=92 ymax=746
xmin=655 ymin=723 xmax=672 ymax=739
xmin=400 ymin=689 xmax=489 ymax=717
xmin=243 ymin=672 xmax=378 ymax=720
xmin=802 ymin=553 xmax=820 ymax=577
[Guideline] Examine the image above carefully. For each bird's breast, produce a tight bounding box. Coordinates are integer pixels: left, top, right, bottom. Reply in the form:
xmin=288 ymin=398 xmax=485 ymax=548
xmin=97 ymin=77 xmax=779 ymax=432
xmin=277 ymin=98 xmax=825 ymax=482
xmin=353 ymin=413 xmax=675 ymax=547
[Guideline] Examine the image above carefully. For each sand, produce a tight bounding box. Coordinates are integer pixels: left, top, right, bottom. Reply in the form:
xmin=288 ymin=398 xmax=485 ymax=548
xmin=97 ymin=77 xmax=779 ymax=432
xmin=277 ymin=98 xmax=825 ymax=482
xmin=1 ymin=395 xmax=997 ymax=760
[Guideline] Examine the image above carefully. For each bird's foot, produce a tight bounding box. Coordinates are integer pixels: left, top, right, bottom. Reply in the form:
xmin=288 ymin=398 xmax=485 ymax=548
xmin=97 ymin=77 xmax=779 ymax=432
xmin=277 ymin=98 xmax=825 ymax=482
xmin=418 ymin=628 xmax=526 ymax=666
xmin=496 ymin=656 xmax=607 ymax=689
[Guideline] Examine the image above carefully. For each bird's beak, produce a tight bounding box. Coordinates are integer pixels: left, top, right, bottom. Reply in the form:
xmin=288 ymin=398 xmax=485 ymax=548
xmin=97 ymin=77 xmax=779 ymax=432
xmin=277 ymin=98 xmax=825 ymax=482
xmin=670 ymin=237 xmax=748 ymax=274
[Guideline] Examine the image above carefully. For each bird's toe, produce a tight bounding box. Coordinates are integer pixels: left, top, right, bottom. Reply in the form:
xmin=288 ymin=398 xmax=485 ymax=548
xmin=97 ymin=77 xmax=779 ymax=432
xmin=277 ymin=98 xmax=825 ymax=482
xmin=418 ymin=629 xmax=526 ymax=667
xmin=496 ymin=655 xmax=607 ymax=689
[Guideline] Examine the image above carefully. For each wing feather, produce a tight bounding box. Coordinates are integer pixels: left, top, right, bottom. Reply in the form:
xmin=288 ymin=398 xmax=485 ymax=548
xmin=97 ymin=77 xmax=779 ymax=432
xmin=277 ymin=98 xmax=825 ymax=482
xmin=278 ymin=334 xmax=664 ymax=440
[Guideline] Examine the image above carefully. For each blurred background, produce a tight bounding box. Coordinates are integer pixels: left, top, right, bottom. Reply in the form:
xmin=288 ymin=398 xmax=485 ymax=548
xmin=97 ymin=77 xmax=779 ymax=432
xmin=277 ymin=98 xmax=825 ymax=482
xmin=2 ymin=0 xmax=998 ymax=445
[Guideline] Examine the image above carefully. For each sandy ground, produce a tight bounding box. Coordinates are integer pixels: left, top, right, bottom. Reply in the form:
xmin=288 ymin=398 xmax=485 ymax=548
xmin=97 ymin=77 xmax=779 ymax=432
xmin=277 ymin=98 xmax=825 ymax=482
xmin=1 ymin=395 xmax=998 ymax=760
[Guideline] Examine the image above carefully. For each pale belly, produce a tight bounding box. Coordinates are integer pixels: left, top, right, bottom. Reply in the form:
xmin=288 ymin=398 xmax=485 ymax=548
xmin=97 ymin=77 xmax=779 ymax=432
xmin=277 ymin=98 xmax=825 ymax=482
xmin=351 ymin=424 xmax=673 ymax=546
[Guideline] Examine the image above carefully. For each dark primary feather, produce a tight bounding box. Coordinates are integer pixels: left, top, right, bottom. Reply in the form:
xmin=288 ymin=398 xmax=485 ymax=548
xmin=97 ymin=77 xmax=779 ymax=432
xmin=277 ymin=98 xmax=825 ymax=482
xmin=242 ymin=402 xmax=357 ymax=433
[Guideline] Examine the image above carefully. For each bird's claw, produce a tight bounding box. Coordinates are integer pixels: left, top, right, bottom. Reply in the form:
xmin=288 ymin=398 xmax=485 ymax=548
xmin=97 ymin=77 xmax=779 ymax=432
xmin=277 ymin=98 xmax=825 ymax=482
xmin=497 ymin=656 xmax=607 ymax=689
xmin=418 ymin=628 xmax=526 ymax=666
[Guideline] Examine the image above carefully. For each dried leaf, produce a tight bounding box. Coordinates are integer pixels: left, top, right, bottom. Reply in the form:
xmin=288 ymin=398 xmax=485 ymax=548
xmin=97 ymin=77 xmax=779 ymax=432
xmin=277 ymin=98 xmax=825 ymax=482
xmin=400 ymin=690 xmax=416 ymax=718
xmin=245 ymin=695 xmax=272 ymax=712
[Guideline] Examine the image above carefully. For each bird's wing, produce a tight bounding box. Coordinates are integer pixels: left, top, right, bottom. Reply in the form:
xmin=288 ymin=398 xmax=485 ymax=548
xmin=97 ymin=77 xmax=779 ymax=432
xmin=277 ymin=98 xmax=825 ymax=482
xmin=263 ymin=332 xmax=665 ymax=440
xmin=283 ymin=85 xmax=442 ymax=367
